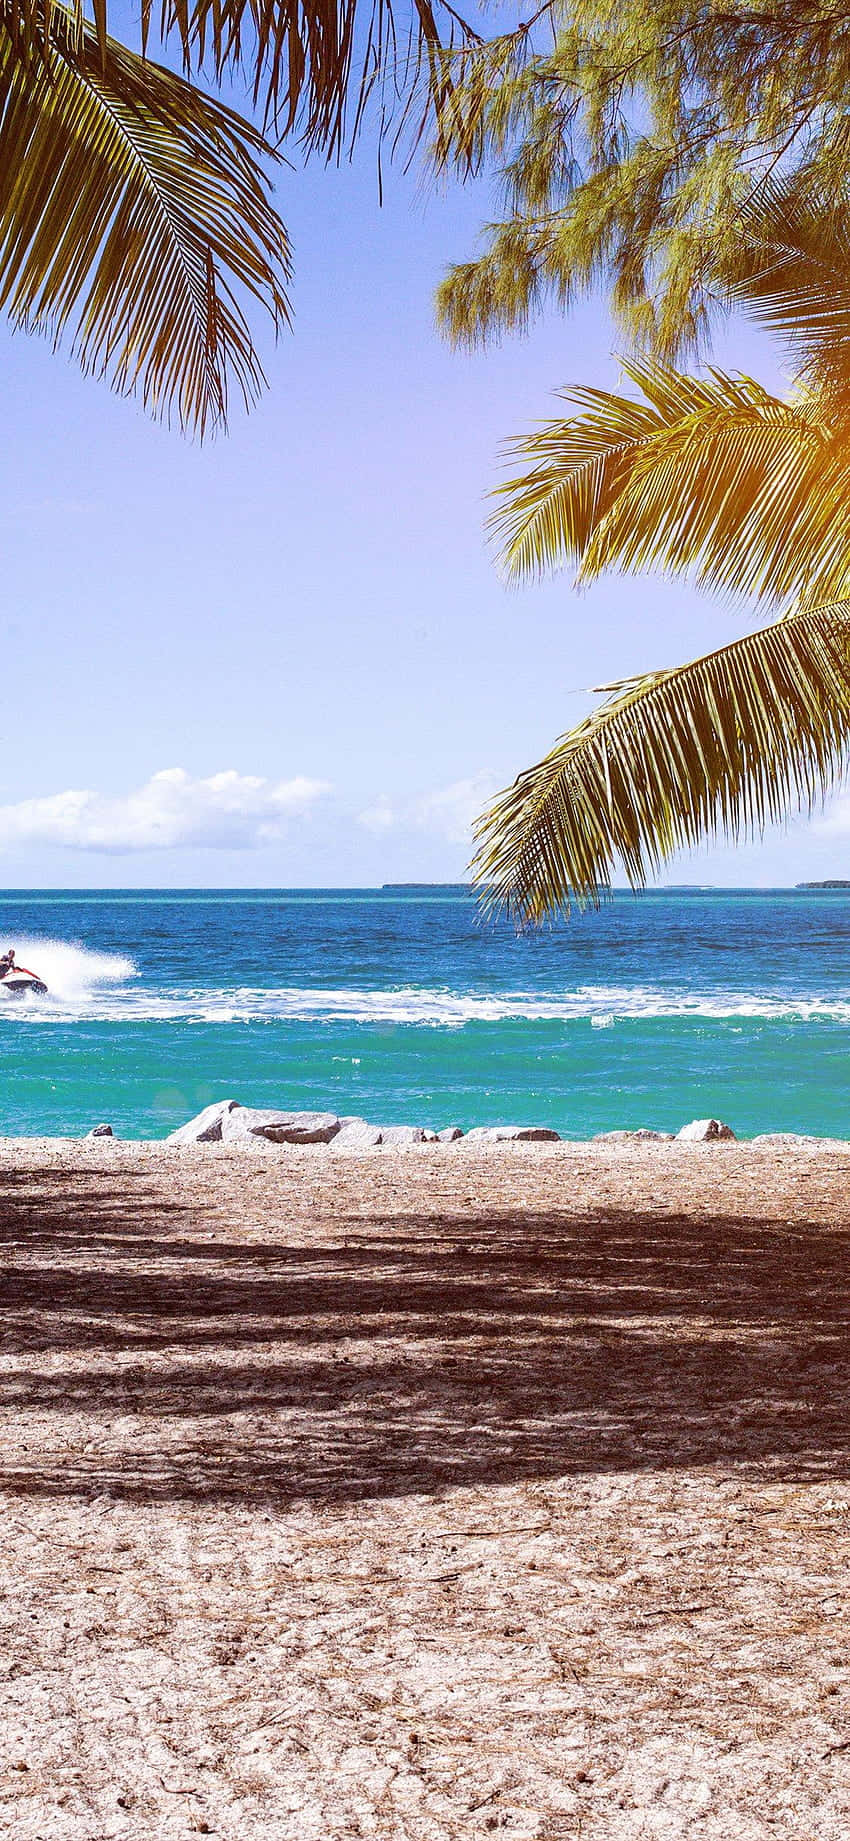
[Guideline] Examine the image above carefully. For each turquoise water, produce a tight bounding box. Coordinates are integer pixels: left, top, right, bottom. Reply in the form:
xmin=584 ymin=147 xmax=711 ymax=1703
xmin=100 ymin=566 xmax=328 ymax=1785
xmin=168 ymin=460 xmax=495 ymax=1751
xmin=1 ymin=886 xmax=850 ymax=1138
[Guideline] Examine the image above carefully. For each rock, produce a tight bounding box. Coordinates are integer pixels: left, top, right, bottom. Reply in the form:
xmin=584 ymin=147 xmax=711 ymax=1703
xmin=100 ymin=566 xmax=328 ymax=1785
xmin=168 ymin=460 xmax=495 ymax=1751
xmin=331 ymin=1120 xmax=383 ymax=1150
xmin=749 ymin=1132 xmax=821 ymax=1146
xmin=85 ymin=1123 xmax=114 ymax=1139
xmin=437 ymin=1126 xmax=464 ymax=1142
xmin=676 ymin=1118 xmax=737 ymax=1142
xmin=422 ymin=1129 xmax=439 ymax=1142
xmin=594 ymin=1129 xmax=674 ymax=1143
xmin=464 ymin=1125 xmax=561 ymax=1144
xmin=222 ymin=1108 xmax=340 ymax=1145
xmin=167 ymin=1099 xmax=240 ymax=1145
xmin=378 ymin=1125 xmax=426 ymax=1146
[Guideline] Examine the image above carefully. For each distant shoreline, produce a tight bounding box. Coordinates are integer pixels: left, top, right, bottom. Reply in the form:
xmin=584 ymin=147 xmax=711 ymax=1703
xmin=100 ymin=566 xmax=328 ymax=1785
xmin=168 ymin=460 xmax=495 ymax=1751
xmin=2 ymin=880 xmax=850 ymax=894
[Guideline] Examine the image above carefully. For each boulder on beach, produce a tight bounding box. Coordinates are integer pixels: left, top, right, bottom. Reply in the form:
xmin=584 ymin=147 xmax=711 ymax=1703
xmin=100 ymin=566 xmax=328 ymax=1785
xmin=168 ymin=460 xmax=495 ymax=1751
xmin=331 ymin=1120 xmax=383 ymax=1150
xmin=378 ymin=1125 xmax=427 ymax=1146
xmin=437 ymin=1126 xmax=464 ymax=1142
xmin=85 ymin=1123 xmax=114 ymax=1139
xmin=167 ymin=1099 xmax=240 ymax=1145
xmin=464 ymin=1125 xmax=561 ymax=1144
xmin=749 ymin=1132 xmax=822 ymax=1146
xmin=594 ymin=1129 xmax=674 ymax=1143
xmin=222 ymin=1108 xmax=341 ymax=1145
xmin=676 ymin=1118 xmax=737 ymax=1142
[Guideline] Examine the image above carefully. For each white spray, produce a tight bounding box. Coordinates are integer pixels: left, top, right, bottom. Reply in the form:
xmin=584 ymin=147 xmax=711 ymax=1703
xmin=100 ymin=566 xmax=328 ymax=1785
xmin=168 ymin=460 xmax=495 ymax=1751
xmin=0 ymin=937 xmax=135 ymax=1004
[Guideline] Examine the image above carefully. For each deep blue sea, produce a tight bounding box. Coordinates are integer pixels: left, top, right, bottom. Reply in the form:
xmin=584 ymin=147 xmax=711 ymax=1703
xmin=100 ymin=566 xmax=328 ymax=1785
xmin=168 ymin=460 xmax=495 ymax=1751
xmin=1 ymin=886 xmax=850 ymax=1139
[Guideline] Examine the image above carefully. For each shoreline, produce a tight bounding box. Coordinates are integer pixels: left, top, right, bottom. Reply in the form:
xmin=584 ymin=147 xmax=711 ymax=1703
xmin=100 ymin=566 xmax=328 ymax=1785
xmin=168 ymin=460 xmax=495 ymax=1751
xmin=6 ymin=1097 xmax=843 ymax=1152
xmin=2 ymin=1128 xmax=849 ymax=1150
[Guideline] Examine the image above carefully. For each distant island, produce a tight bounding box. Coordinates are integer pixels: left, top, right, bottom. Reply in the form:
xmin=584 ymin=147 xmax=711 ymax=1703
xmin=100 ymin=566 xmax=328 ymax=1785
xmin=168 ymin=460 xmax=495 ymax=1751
xmin=796 ymin=880 xmax=850 ymax=889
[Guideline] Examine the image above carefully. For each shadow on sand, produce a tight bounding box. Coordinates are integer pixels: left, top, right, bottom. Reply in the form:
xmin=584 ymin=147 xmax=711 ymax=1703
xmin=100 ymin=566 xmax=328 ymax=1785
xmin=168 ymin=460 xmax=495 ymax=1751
xmin=1 ymin=1164 xmax=849 ymax=1506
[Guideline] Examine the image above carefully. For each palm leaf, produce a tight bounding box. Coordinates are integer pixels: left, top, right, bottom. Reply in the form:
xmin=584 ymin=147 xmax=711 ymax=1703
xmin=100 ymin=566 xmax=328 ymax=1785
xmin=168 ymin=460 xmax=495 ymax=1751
xmin=491 ymin=358 xmax=850 ymax=609
xmin=126 ymin=0 xmax=477 ymax=153
xmin=472 ymin=601 xmax=850 ymax=924
xmin=489 ymin=375 xmax=672 ymax=582
xmin=0 ymin=2 xmax=291 ymax=433
xmin=8 ymin=0 xmax=483 ymax=162
xmin=727 ymin=175 xmax=850 ymax=412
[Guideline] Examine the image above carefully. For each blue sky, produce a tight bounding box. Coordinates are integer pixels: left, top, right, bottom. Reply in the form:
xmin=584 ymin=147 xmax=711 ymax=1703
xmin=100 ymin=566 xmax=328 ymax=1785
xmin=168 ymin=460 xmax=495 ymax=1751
xmin=1 ymin=120 xmax=848 ymax=887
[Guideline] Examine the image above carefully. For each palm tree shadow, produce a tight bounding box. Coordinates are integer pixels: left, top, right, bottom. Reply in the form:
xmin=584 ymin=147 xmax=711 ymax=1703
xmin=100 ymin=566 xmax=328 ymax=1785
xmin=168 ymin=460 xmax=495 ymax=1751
xmin=1 ymin=1165 xmax=848 ymax=1506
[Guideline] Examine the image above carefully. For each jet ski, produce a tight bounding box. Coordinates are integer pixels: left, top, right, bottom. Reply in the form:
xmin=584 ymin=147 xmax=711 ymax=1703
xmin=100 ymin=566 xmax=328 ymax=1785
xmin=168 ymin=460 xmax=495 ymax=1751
xmin=1 ymin=964 xmax=47 ymax=996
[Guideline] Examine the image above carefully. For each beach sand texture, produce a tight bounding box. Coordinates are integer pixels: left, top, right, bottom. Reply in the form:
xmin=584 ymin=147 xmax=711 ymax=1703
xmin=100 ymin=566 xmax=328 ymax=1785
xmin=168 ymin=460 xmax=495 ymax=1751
xmin=1 ymin=1137 xmax=850 ymax=1838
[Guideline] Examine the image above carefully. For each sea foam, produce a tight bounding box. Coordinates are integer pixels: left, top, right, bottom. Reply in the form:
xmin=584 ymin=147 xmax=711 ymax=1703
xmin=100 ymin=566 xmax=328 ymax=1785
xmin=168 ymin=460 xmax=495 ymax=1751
xmin=4 ymin=970 xmax=850 ymax=1026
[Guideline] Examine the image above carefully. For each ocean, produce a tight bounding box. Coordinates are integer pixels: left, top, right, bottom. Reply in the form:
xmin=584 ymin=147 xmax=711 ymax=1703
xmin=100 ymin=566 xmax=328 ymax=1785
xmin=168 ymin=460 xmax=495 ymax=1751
xmin=1 ymin=886 xmax=849 ymax=1139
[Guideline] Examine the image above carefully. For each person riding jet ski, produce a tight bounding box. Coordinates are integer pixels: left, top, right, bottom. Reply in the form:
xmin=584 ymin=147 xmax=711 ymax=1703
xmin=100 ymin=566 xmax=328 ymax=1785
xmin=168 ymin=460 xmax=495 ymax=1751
xmin=0 ymin=948 xmax=47 ymax=995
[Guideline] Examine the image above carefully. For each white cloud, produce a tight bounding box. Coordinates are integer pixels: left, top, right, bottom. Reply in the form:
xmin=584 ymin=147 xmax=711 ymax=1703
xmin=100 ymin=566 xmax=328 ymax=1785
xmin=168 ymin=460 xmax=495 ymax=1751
xmin=414 ymin=772 xmax=499 ymax=844
xmin=0 ymin=769 xmax=332 ymax=853
xmin=815 ymin=790 xmax=850 ymax=836
xmin=357 ymin=796 xmax=395 ymax=835
xmin=356 ymin=773 xmax=499 ymax=846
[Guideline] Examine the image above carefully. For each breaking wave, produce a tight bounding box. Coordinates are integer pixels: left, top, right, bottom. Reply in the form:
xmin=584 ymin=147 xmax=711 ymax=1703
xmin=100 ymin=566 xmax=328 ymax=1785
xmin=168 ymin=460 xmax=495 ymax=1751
xmin=4 ymin=970 xmax=850 ymax=1026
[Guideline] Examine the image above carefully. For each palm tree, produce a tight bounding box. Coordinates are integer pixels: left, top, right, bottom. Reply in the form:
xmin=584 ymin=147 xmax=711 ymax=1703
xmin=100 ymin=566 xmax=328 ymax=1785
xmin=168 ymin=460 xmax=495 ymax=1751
xmin=0 ymin=0 xmax=296 ymax=435
xmin=0 ymin=0 xmax=472 ymax=434
xmin=472 ymin=183 xmax=850 ymax=924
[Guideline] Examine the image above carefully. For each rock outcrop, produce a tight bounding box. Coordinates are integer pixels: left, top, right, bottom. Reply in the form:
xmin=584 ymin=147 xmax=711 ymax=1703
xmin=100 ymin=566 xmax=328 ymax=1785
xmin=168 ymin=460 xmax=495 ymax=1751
xmin=85 ymin=1123 xmax=114 ymax=1139
xmin=167 ymin=1099 xmax=240 ymax=1144
xmin=331 ymin=1120 xmax=383 ymax=1150
xmin=222 ymin=1108 xmax=340 ymax=1145
xmin=464 ymin=1125 xmax=561 ymax=1144
xmin=676 ymin=1118 xmax=737 ymax=1142
xmin=749 ymin=1132 xmax=820 ymax=1146
xmin=378 ymin=1125 xmax=426 ymax=1146
xmin=437 ymin=1126 xmax=464 ymax=1142
xmin=594 ymin=1129 xmax=674 ymax=1143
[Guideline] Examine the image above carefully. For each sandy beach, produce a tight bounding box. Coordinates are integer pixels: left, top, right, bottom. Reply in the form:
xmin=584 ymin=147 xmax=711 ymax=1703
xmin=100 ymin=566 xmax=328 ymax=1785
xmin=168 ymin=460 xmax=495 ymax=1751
xmin=1 ymin=1136 xmax=849 ymax=1838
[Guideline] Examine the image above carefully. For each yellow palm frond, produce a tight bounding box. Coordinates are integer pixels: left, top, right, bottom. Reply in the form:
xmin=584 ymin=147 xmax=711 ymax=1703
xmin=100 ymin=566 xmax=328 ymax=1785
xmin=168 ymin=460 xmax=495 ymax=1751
xmin=491 ymin=358 xmax=850 ymax=609
xmin=0 ymin=2 xmax=291 ymax=434
xmin=472 ymin=602 xmax=850 ymax=923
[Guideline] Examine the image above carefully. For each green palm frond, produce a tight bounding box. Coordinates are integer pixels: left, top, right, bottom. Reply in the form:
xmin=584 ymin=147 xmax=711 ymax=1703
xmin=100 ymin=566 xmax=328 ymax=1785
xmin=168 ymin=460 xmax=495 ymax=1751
xmin=472 ymin=602 xmax=850 ymax=924
xmin=490 ymin=358 xmax=850 ymax=609
xmin=489 ymin=371 xmax=673 ymax=581
xmin=147 ymin=0 xmax=478 ymax=153
xmin=3 ymin=0 xmax=478 ymax=151
xmin=727 ymin=176 xmax=850 ymax=412
xmin=0 ymin=1 xmax=291 ymax=434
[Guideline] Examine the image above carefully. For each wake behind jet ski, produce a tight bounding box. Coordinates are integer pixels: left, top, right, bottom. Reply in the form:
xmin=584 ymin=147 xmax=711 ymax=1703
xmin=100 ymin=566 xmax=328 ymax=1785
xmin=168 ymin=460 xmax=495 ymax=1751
xmin=0 ymin=948 xmax=47 ymax=996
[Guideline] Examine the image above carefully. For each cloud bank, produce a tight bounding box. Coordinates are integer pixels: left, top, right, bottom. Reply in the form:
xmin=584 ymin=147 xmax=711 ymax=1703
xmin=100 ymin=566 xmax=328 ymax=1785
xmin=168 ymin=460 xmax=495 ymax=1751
xmin=357 ymin=772 xmax=498 ymax=846
xmin=815 ymin=789 xmax=850 ymax=837
xmin=0 ymin=769 xmax=331 ymax=853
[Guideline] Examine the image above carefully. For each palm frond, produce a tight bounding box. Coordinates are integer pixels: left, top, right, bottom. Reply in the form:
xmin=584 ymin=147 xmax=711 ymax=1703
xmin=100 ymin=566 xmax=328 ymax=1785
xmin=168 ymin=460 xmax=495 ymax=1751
xmin=490 ymin=362 xmax=715 ymax=582
xmin=491 ymin=358 xmax=850 ymax=608
xmin=2 ymin=0 xmax=479 ymax=150
xmin=472 ymin=601 xmax=850 ymax=924
xmin=728 ymin=175 xmax=850 ymax=411
xmin=0 ymin=2 xmax=291 ymax=434
xmin=149 ymin=0 xmax=480 ymax=153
